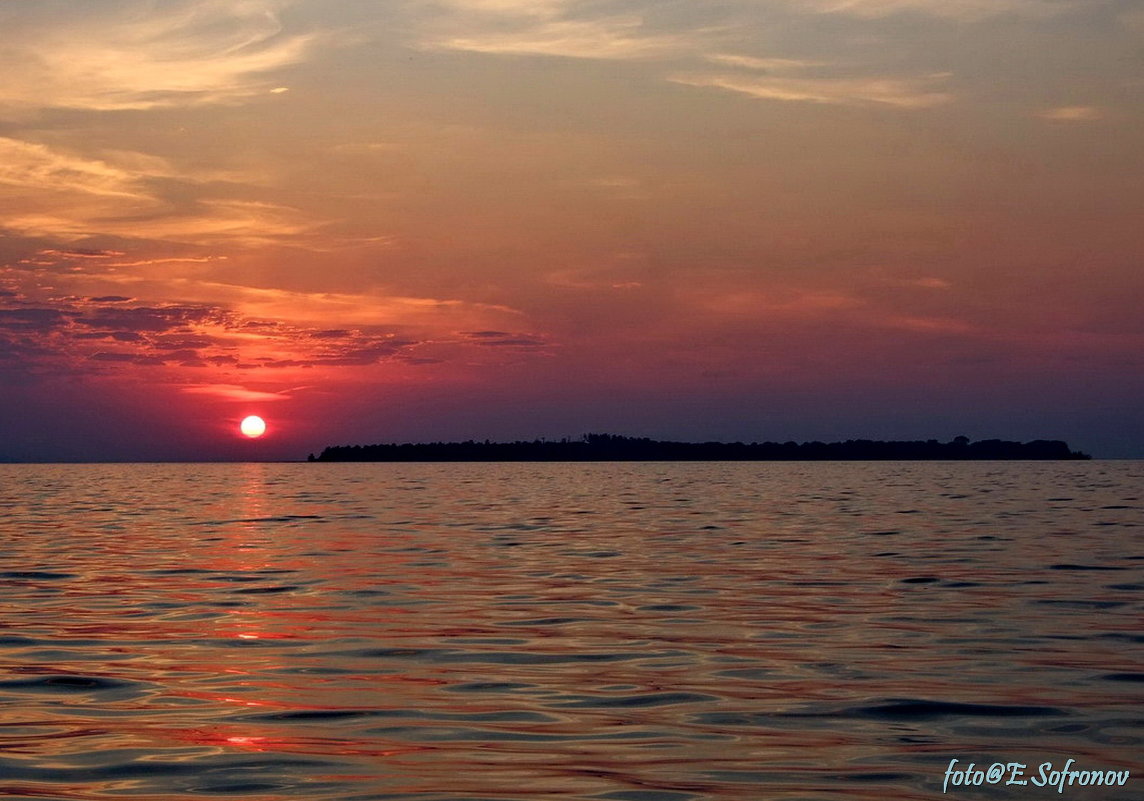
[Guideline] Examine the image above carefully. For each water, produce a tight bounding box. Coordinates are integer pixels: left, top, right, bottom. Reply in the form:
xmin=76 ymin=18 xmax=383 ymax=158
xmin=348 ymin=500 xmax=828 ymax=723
xmin=0 ymin=461 xmax=1140 ymax=801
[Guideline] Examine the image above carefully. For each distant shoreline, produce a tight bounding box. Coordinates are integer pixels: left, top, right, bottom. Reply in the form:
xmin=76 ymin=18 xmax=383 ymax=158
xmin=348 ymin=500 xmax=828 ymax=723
xmin=309 ymin=434 xmax=1091 ymax=462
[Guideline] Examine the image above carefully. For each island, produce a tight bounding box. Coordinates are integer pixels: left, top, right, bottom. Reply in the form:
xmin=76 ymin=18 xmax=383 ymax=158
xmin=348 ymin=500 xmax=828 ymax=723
xmin=308 ymin=434 xmax=1091 ymax=462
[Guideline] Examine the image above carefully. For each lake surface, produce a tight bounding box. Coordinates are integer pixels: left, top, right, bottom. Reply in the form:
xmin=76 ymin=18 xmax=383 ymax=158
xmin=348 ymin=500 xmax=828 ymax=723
xmin=0 ymin=461 xmax=1140 ymax=801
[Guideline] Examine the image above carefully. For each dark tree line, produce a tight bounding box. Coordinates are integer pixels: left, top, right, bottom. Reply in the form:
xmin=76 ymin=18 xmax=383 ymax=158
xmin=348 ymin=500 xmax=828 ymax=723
xmin=308 ymin=433 xmax=1090 ymax=462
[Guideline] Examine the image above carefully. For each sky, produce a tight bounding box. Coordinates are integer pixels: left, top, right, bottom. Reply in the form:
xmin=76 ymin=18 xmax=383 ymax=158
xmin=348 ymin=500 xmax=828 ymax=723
xmin=1 ymin=0 xmax=1141 ymax=461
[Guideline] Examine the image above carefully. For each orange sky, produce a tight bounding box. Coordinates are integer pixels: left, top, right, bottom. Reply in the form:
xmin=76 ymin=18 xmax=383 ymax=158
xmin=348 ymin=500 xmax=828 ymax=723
xmin=1 ymin=0 xmax=1141 ymax=459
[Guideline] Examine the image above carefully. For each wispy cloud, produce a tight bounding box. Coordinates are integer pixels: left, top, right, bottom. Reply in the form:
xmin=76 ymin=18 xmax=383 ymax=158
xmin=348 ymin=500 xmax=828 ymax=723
xmin=0 ymin=138 xmax=154 ymax=199
xmin=181 ymin=282 xmax=524 ymax=329
xmin=0 ymin=0 xmax=320 ymax=114
xmin=428 ymin=16 xmax=686 ymax=59
xmin=0 ymin=137 xmax=318 ymax=246
xmin=673 ymin=59 xmax=953 ymax=108
xmin=705 ymin=54 xmax=830 ymax=72
xmin=1037 ymin=105 xmax=1104 ymax=121
xmin=106 ymin=256 xmax=229 ymax=268
xmin=3 ymin=200 xmax=315 ymax=248
xmin=181 ymin=384 xmax=295 ymax=402
xmin=40 ymin=249 xmax=128 ymax=261
xmin=417 ymin=0 xmax=690 ymax=60
xmin=803 ymin=0 xmax=1074 ymax=21
xmin=882 ymin=315 xmax=978 ymax=334
xmin=125 ymin=200 xmax=318 ymax=247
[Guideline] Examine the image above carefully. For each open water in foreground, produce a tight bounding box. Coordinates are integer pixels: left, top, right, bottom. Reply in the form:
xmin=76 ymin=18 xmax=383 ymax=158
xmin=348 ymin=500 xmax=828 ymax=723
xmin=0 ymin=461 xmax=1140 ymax=801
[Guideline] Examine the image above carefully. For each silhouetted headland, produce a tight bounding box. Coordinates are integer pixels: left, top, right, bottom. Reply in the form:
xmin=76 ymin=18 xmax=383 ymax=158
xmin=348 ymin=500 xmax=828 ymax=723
xmin=309 ymin=434 xmax=1090 ymax=462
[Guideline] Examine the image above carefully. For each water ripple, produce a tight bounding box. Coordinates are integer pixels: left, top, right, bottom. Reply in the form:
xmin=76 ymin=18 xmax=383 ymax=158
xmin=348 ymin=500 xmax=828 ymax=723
xmin=0 ymin=461 xmax=1141 ymax=800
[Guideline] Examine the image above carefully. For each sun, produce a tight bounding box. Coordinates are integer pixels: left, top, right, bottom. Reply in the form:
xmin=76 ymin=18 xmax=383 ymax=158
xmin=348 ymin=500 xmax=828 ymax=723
xmin=240 ymin=415 xmax=267 ymax=438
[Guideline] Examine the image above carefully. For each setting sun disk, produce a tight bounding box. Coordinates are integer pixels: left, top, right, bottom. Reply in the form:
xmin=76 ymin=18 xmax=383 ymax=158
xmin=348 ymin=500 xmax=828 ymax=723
xmin=240 ymin=416 xmax=267 ymax=438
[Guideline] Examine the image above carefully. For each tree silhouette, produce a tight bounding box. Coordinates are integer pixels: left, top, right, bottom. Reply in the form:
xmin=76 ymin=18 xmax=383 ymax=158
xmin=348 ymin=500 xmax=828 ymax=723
xmin=309 ymin=434 xmax=1090 ymax=462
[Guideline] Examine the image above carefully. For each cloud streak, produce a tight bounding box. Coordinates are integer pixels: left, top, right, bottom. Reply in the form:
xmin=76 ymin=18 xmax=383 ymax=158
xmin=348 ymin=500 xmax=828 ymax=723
xmin=1038 ymin=105 xmax=1104 ymax=121
xmin=0 ymin=137 xmax=317 ymax=246
xmin=427 ymin=15 xmax=687 ymax=60
xmin=417 ymin=0 xmax=691 ymax=60
xmin=802 ymin=0 xmax=1075 ymax=21
xmin=673 ymin=57 xmax=953 ymax=108
xmin=0 ymin=138 xmax=154 ymax=200
xmin=0 ymin=0 xmax=320 ymax=114
xmin=181 ymin=384 xmax=296 ymax=402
